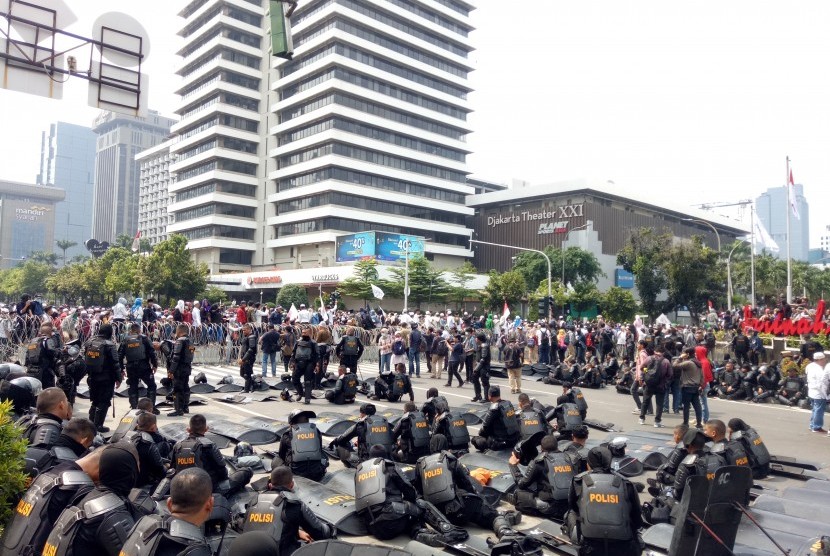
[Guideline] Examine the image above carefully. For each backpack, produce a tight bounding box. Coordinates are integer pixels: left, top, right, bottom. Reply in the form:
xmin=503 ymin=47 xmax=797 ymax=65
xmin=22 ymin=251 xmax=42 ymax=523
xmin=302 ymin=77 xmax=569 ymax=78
xmin=643 ymin=356 xmax=665 ymax=390
xmin=540 ymin=330 xmax=550 ymax=347
xmin=294 ymin=342 xmax=313 ymax=363
xmin=527 ymin=335 xmax=536 ymax=347
xmin=31 ymin=300 xmax=44 ymax=317
xmin=392 ymin=340 xmax=406 ymax=356
xmin=436 ymin=340 xmax=449 ymax=357
xmin=281 ymin=334 xmax=294 ymax=357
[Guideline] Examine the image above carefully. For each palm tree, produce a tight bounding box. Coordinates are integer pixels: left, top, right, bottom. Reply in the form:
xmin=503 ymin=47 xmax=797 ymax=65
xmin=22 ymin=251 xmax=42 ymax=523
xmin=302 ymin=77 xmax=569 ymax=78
xmin=55 ymin=239 xmax=77 ymax=266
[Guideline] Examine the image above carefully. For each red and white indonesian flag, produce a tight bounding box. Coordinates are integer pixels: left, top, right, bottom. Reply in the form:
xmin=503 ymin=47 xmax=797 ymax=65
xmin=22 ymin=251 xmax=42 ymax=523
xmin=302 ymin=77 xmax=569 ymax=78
xmin=788 ymin=169 xmax=800 ymax=220
xmin=502 ymin=301 xmax=510 ymax=321
xmin=131 ymin=231 xmax=141 ymax=252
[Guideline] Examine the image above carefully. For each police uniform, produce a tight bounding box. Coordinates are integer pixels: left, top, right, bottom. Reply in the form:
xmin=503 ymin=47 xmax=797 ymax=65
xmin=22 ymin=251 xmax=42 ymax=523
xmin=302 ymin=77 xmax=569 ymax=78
xmin=118 ymin=514 xmax=211 ymax=556
xmin=85 ymin=334 xmax=121 ymax=431
xmin=471 ymin=340 xmax=491 ymax=402
xmin=431 ymin=412 xmax=470 ymax=455
xmin=777 ymin=374 xmax=806 ymax=406
xmin=42 ymin=486 xmax=138 ymax=556
xmin=0 ymin=463 xmax=94 ymax=556
xmin=239 ymin=331 xmax=258 ymax=393
xmin=19 ymin=412 xmax=63 ymax=449
xmin=118 ymin=333 xmax=158 ymax=409
xmin=168 ymin=336 xmax=194 ymax=416
xmin=509 ymin=450 xmax=574 ymax=519
xmin=391 ymin=411 xmax=431 ymax=463
xmin=567 ymin=471 xmax=643 ymax=556
xmin=471 ymin=399 xmax=520 ymax=452
xmin=730 ymin=427 xmax=771 ymax=479
xmin=171 ymin=434 xmax=252 ymax=496
xmin=291 ymin=336 xmax=318 ymax=403
xmin=25 ymin=333 xmax=62 ymax=389
xmin=336 ymin=334 xmax=364 ymax=374
xmin=546 ymin=402 xmax=584 ymax=441
xmin=277 ymin=422 xmax=328 ymax=481
xmin=325 ymin=371 xmax=358 ymax=405
xmin=717 ymin=368 xmax=741 ymax=398
xmin=23 ymin=431 xmax=86 ymax=478
xmin=333 ymin=414 xmax=393 ymax=464
xmin=125 ymin=430 xmax=167 ymax=489
xmin=421 ymin=395 xmax=449 ymax=426
xmin=655 ymin=441 xmax=687 ymax=485
xmin=414 ymin=451 xmax=515 ymax=537
xmin=354 ymin=457 xmax=464 ymax=544
xmin=671 ymin=449 xmax=727 ymax=506
xmin=243 ymin=486 xmax=334 ymax=556
xmin=386 ymin=370 xmax=414 ymax=403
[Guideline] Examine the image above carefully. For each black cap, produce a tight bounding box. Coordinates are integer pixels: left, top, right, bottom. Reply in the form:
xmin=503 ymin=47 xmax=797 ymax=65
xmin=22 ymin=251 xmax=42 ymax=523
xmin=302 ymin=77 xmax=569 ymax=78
xmin=288 ymin=409 xmax=316 ymax=425
xmin=587 ymin=446 xmax=612 ymax=471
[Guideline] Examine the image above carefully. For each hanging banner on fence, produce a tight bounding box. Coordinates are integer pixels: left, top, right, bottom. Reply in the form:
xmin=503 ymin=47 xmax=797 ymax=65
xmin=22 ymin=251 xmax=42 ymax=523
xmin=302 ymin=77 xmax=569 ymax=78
xmin=742 ymin=299 xmax=830 ymax=336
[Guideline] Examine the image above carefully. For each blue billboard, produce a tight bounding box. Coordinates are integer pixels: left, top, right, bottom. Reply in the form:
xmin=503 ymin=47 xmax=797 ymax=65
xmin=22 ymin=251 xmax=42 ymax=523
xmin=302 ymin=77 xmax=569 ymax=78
xmin=615 ymin=268 xmax=635 ymax=289
xmin=375 ymin=232 xmax=425 ymax=263
xmin=335 ymin=232 xmax=376 ymax=262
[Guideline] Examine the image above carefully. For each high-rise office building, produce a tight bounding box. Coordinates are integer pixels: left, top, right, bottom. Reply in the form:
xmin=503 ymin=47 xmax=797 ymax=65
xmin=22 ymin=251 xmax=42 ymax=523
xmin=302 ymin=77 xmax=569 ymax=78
xmin=36 ymin=122 xmax=97 ymax=261
xmin=168 ymin=0 xmax=475 ymax=274
xmin=91 ymin=110 xmax=175 ymax=243
xmin=137 ymin=140 xmax=176 ymax=246
xmin=756 ymin=183 xmax=810 ymax=262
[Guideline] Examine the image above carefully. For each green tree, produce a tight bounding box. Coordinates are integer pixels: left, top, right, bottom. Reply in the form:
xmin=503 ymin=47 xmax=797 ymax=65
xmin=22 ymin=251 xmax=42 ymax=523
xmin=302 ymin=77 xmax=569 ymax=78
xmin=114 ymin=233 xmax=133 ymax=250
xmin=27 ymin=251 xmax=59 ymax=267
xmin=483 ymin=269 xmax=527 ymax=312
xmin=663 ymin=237 xmax=724 ymax=317
xmin=143 ymin=235 xmax=207 ymax=304
xmin=568 ymin=281 xmax=602 ymax=318
xmin=277 ymin=283 xmax=309 ymax=309
xmin=617 ymin=228 xmax=671 ymax=319
xmin=104 ymin=254 xmax=141 ymax=298
xmin=200 ymin=285 xmax=229 ymax=305
xmin=0 ymin=400 xmax=28 ymax=526
xmin=55 ymin=239 xmax=77 ymax=266
xmin=17 ymin=261 xmax=52 ymax=296
xmin=387 ymin=255 xmax=449 ymax=308
xmin=513 ymin=246 xmax=603 ymax=292
xmin=338 ymin=259 xmax=380 ymax=304
xmin=601 ymin=287 xmax=638 ymax=322
xmin=448 ymin=261 xmax=477 ymax=310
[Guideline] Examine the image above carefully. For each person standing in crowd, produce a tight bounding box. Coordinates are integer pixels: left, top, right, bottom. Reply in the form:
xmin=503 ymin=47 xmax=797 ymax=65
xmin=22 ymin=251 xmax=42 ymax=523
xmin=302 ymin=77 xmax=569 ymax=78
xmin=673 ymin=347 xmax=705 ymax=428
xmin=806 ymin=351 xmax=829 ymax=433
xmin=638 ymin=346 xmax=673 ymax=428
xmin=503 ymin=334 xmax=523 ymax=394
xmin=168 ymin=323 xmax=194 ymax=417
xmin=118 ymin=322 xmax=158 ymax=410
xmin=378 ymin=328 xmax=393 ymax=375
xmin=238 ymin=323 xmax=258 ymax=393
xmin=84 ymin=323 xmax=121 ymax=432
xmin=260 ymin=324 xmax=280 ymax=377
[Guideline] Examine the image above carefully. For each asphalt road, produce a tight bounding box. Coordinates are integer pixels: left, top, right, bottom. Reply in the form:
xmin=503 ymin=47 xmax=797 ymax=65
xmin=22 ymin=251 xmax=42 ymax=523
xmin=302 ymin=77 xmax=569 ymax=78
xmin=73 ymin=360 xmax=830 ymax=553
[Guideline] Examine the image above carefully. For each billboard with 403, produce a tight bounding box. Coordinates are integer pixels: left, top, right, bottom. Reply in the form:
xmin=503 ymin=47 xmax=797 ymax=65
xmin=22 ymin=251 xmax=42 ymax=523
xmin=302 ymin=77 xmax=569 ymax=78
xmin=376 ymin=233 xmax=425 ymax=262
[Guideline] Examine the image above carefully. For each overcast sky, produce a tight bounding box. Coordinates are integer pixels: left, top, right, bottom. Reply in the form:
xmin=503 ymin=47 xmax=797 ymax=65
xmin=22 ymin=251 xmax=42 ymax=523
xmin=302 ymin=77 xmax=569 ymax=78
xmin=1 ymin=1 xmax=828 ymax=244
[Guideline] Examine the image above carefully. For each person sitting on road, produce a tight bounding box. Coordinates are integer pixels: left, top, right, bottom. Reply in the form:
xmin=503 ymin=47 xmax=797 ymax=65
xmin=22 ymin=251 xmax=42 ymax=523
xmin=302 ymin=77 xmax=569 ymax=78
xmin=277 ymin=409 xmax=328 ymax=482
xmin=471 ymin=386 xmax=520 ymax=452
xmin=727 ymin=418 xmax=771 ymax=479
xmin=391 ymin=402 xmax=431 ymax=463
xmin=330 ymin=403 xmax=393 ymax=466
xmin=507 ymin=434 xmax=574 ymax=519
xmin=324 ymin=364 xmax=358 ymax=405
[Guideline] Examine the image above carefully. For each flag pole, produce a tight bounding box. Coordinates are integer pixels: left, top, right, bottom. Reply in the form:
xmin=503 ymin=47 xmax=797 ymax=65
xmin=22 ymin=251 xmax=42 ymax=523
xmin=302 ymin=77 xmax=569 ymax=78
xmin=750 ymin=203 xmax=756 ymax=308
xmin=785 ymin=156 xmax=792 ymax=304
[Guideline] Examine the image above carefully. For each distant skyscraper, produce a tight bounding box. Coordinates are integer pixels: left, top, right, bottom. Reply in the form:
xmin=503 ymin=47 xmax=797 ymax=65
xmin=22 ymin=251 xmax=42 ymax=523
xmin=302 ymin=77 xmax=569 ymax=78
xmin=756 ymin=183 xmax=809 ymax=262
xmin=137 ymin=139 xmax=176 ymax=246
xmin=91 ymin=110 xmax=175 ymax=243
xmin=36 ymin=122 xmax=97 ymax=261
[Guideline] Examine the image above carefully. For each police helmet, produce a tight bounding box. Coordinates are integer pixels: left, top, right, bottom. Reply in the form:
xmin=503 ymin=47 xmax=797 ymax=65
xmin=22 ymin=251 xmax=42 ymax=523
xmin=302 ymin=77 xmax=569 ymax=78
xmin=607 ymin=436 xmax=628 ymax=458
xmin=10 ymin=376 xmax=42 ymax=396
xmin=280 ymin=388 xmax=293 ymax=402
xmin=220 ymin=375 xmax=235 ymax=385
xmin=289 ymin=408 xmax=316 ymax=425
xmin=160 ymin=377 xmax=173 ymax=388
xmin=194 ymin=372 xmax=207 ymax=384
xmin=234 ymin=442 xmax=255 ymax=458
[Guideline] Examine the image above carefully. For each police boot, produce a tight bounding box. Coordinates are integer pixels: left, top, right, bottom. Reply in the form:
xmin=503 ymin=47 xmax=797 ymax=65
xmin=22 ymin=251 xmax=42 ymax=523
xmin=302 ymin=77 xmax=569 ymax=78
xmin=128 ymin=393 xmax=139 ymax=410
xmin=182 ymin=393 xmax=190 ymax=414
xmin=93 ymin=407 xmax=110 ymax=433
xmin=492 ymin=515 xmax=516 ymax=539
xmin=167 ymin=396 xmax=184 ymax=417
xmin=534 ymin=500 xmax=551 ymax=514
xmin=415 ymin=499 xmax=459 ymax=536
xmin=503 ymin=510 xmax=522 ymax=527
xmin=148 ymin=392 xmax=160 ymax=415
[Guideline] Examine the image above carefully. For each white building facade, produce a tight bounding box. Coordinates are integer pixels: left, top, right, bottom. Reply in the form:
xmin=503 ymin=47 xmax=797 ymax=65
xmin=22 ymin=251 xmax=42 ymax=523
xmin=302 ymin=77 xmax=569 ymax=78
xmin=137 ymin=140 xmax=177 ymax=246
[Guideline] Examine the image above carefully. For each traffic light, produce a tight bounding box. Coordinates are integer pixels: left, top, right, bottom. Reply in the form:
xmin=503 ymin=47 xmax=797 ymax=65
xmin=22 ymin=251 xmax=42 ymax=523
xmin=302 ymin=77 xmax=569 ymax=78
xmin=537 ymin=297 xmax=549 ymax=317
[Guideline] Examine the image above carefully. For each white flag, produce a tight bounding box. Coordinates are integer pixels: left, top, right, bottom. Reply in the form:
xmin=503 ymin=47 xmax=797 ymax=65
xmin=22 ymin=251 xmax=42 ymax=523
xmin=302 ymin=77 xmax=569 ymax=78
xmin=788 ymin=169 xmax=800 ymax=220
xmin=319 ymin=295 xmax=328 ymax=323
xmin=751 ymin=219 xmax=779 ymax=253
xmin=371 ymin=284 xmax=385 ymax=300
xmin=287 ymin=303 xmax=299 ymax=322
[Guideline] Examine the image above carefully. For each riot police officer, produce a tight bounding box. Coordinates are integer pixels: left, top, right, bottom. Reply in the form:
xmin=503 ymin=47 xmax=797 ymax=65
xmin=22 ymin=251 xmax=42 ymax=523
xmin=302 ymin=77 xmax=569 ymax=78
xmin=653 ymin=424 xmax=689 ymax=488
xmin=471 ymin=333 xmax=491 ymax=403
xmin=330 ymin=403 xmax=393 ymax=465
xmin=421 ymin=387 xmax=449 ymax=426
xmin=25 ymin=323 xmax=62 ymax=388
xmin=111 ymin=397 xmax=156 ymax=443
xmin=18 ymin=387 xmax=71 ymax=448
xmin=386 ymin=363 xmax=414 ymax=403
xmin=414 ymin=435 xmax=521 ymax=540
xmin=392 ymin=402 xmax=431 ymax=463
xmin=167 ymin=324 xmax=194 ymax=417
xmin=277 ymin=409 xmax=328 ymax=481
xmin=242 ymin=466 xmax=334 ymax=555
xmin=471 ymin=386 xmax=520 ymax=452
xmin=171 ymin=414 xmax=252 ymax=496
xmin=354 ymin=444 xmax=467 ymax=545
xmin=728 ymin=418 xmax=771 ymax=479
xmin=507 ymin=434 xmax=574 ymax=519
xmin=42 ymin=442 xmax=142 ymax=556
xmin=125 ymin=412 xmax=167 ymax=489
xmin=431 ymin=408 xmax=470 ymax=455
xmin=84 ymin=323 xmax=122 ymax=433
xmin=23 ymin=417 xmax=95 ymax=478
xmin=703 ymin=419 xmax=750 ymax=470
xmin=324 ymin=364 xmax=358 ymax=404
xmin=716 ymin=361 xmax=741 ymax=398
xmin=118 ymin=323 xmax=158 ymax=410
xmin=117 ymin=468 xmax=214 ymax=556
xmin=291 ymin=327 xmax=318 ymax=405
xmin=777 ymin=367 xmax=807 ymax=406
xmin=563 ymin=382 xmax=589 ymax=419
xmin=566 ymin=446 xmax=643 ymax=556
xmin=515 ymin=393 xmax=553 ymax=462
xmin=562 ymin=425 xmax=590 ymax=474
xmin=1 ymin=364 xmax=38 ymax=419
xmin=545 ymin=394 xmax=584 ymax=441
xmin=238 ymin=323 xmax=258 ymax=393
xmin=335 ymin=327 xmax=364 ymax=373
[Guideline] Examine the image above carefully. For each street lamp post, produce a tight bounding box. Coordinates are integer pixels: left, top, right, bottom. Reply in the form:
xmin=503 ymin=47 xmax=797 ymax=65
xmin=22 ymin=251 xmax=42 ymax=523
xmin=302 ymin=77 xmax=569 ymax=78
xmin=403 ymin=237 xmax=429 ymax=313
xmin=469 ymin=238 xmax=552 ymax=319
xmin=562 ymin=223 xmax=590 ymax=286
xmin=681 ymin=218 xmax=721 ymax=252
xmin=726 ymin=240 xmax=749 ymax=311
